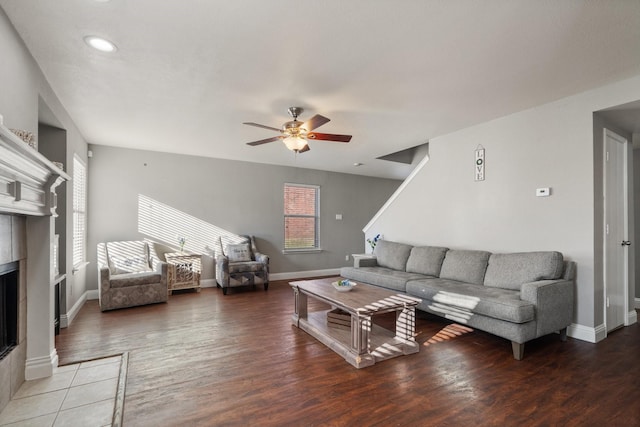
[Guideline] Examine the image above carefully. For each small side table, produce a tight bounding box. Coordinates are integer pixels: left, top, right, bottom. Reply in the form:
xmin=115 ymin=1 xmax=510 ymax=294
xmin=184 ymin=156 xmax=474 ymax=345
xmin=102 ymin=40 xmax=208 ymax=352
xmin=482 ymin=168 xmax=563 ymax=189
xmin=165 ymin=252 xmax=201 ymax=294
xmin=351 ymin=253 xmax=376 ymax=261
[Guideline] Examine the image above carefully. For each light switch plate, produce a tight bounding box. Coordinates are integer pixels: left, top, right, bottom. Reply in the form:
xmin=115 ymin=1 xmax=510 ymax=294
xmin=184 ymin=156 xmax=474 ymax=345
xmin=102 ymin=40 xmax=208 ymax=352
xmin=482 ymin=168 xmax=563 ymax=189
xmin=536 ymin=187 xmax=551 ymax=197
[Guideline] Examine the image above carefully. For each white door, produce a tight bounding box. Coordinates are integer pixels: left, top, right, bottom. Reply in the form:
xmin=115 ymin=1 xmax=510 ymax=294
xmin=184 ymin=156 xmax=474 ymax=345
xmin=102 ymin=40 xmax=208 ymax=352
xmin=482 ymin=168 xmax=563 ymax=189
xmin=603 ymin=129 xmax=629 ymax=333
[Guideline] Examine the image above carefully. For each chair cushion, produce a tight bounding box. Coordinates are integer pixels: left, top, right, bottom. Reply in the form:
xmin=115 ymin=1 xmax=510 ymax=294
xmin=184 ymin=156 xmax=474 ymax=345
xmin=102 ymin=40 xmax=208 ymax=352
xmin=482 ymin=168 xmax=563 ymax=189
xmin=229 ymin=261 xmax=266 ymax=274
xmin=484 ymin=251 xmax=564 ymax=290
xmin=375 ymin=240 xmax=413 ymax=271
xmin=439 ymin=250 xmax=491 ymax=286
xmin=405 ymin=246 xmax=449 ymax=277
xmin=110 ymin=271 xmax=161 ymax=288
xmin=227 ymin=243 xmax=252 ymax=262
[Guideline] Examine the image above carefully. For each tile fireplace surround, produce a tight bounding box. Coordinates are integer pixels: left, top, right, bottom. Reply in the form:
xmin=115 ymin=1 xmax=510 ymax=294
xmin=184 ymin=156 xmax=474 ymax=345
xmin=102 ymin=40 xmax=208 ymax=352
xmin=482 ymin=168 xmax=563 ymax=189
xmin=0 ymin=124 xmax=70 ymax=414
xmin=0 ymin=215 xmax=27 ymax=414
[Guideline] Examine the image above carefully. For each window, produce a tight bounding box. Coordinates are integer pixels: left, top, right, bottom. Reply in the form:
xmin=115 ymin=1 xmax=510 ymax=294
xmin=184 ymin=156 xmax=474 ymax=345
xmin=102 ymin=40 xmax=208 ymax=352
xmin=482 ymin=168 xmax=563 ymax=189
xmin=72 ymin=156 xmax=87 ymax=268
xmin=284 ymin=183 xmax=319 ymax=250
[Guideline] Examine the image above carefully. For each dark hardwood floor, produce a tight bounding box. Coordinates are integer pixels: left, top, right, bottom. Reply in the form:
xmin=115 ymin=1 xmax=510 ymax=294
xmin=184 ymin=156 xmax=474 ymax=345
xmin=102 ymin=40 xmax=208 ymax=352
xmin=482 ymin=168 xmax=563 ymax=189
xmin=56 ymin=280 xmax=640 ymax=426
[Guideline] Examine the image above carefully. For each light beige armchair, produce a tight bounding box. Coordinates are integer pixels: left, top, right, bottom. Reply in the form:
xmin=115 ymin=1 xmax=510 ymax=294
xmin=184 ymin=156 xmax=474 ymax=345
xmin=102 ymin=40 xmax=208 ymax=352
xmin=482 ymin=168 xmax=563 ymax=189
xmin=97 ymin=240 xmax=168 ymax=311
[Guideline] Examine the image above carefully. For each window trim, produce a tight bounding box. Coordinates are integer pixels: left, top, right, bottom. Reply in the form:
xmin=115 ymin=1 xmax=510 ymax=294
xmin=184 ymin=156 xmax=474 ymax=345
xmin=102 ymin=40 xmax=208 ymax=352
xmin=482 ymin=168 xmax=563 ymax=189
xmin=72 ymin=155 xmax=87 ymax=269
xmin=283 ymin=183 xmax=320 ymax=252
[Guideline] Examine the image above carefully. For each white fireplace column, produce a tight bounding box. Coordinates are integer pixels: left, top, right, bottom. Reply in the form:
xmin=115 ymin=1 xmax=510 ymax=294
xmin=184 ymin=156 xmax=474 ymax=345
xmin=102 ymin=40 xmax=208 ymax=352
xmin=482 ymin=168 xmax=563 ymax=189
xmin=1 ymin=124 xmax=70 ymax=381
xmin=25 ymin=215 xmax=57 ymax=380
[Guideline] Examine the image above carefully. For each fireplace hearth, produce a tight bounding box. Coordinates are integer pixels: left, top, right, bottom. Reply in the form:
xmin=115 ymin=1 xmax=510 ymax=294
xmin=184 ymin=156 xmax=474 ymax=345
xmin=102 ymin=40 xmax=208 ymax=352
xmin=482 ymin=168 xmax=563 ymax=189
xmin=0 ymin=261 xmax=18 ymax=361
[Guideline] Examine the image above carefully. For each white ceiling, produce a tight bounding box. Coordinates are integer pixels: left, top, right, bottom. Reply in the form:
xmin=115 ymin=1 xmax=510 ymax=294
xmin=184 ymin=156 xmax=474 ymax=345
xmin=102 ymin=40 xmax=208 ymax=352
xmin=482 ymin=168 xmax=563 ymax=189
xmin=2 ymin=0 xmax=640 ymax=180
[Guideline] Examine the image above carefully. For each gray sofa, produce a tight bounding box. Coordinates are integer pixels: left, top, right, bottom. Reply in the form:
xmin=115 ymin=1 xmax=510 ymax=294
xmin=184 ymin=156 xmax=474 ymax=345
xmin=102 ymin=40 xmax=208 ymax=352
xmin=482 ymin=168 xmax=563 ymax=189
xmin=340 ymin=240 xmax=576 ymax=360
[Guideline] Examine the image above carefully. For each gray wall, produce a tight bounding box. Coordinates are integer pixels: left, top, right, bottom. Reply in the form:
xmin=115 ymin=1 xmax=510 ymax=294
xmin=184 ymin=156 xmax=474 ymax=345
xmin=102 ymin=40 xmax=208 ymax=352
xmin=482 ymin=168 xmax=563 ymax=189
xmin=0 ymin=9 xmax=89 ymax=318
xmin=365 ymin=75 xmax=640 ymax=335
xmin=86 ymin=145 xmax=400 ymax=289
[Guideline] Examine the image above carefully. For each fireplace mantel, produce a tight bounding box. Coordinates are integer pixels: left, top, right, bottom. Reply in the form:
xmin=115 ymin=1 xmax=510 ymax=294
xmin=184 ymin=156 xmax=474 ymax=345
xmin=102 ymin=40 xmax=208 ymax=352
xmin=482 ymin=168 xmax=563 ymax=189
xmin=0 ymin=123 xmax=70 ymax=217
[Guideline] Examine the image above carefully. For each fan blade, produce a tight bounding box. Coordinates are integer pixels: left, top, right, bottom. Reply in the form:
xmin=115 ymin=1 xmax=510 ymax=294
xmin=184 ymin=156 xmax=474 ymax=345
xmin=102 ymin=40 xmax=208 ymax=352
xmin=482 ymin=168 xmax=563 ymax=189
xmin=298 ymin=144 xmax=310 ymax=153
xmin=302 ymin=115 xmax=330 ymax=131
xmin=246 ymin=136 xmax=282 ymax=146
xmin=243 ymin=122 xmax=282 ymax=132
xmin=307 ymin=132 xmax=352 ymax=142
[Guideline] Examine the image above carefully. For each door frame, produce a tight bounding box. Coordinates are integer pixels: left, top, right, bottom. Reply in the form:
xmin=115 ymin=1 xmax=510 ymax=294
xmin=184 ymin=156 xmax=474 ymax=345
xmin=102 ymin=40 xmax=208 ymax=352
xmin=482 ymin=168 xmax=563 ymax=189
xmin=602 ymin=128 xmax=631 ymax=335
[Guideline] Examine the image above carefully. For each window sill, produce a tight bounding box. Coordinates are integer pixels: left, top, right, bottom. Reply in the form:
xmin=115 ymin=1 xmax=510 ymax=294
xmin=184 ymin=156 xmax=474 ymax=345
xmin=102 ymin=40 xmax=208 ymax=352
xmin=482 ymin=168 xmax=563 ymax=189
xmin=282 ymin=248 xmax=323 ymax=255
xmin=72 ymin=261 xmax=90 ymax=274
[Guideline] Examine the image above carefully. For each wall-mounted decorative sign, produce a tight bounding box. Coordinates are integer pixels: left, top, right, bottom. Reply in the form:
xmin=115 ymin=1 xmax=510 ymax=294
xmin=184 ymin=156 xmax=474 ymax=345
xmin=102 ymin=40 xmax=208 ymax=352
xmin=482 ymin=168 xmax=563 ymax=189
xmin=475 ymin=145 xmax=485 ymax=181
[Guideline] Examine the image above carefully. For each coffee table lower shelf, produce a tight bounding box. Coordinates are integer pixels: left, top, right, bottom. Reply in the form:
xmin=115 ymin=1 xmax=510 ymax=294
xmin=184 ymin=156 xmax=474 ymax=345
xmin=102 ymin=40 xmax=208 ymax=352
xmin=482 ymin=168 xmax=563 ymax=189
xmin=295 ymin=310 xmax=419 ymax=369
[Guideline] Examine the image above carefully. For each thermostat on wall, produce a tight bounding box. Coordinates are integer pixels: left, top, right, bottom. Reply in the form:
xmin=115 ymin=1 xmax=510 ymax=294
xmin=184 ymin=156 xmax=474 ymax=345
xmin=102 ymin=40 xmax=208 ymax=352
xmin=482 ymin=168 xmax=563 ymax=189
xmin=536 ymin=187 xmax=551 ymax=197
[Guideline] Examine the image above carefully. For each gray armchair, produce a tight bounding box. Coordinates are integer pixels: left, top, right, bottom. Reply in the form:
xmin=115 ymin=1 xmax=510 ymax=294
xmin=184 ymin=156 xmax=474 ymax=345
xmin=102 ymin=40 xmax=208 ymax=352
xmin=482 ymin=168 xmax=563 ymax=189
xmin=97 ymin=240 xmax=168 ymax=311
xmin=216 ymin=235 xmax=269 ymax=295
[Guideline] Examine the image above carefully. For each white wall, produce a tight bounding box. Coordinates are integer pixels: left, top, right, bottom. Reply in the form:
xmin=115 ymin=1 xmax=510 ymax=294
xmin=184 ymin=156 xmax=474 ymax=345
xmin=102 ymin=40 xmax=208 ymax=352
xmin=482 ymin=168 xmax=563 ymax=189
xmin=86 ymin=145 xmax=401 ymax=289
xmin=366 ymin=75 xmax=640 ymax=334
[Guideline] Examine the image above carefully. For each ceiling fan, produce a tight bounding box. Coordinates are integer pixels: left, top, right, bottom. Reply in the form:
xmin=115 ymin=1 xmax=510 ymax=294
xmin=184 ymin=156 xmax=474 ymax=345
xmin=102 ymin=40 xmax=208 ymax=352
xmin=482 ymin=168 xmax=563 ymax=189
xmin=243 ymin=107 xmax=352 ymax=153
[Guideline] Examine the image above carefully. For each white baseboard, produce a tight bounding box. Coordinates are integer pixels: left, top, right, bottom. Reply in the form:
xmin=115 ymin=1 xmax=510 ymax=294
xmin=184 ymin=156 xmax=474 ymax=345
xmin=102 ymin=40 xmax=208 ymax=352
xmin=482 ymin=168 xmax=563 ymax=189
xmin=270 ymin=269 xmax=340 ymax=281
xmin=60 ymin=291 xmax=88 ymax=328
xmin=25 ymin=350 xmax=58 ymax=380
xmin=567 ymin=322 xmax=607 ymax=343
xmin=86 ymin=289 xmax=99 ymax=300
xmin=627 ymin=309 xmax=638 ymax=326
xmin=635 ymin=297 xmax=640 ymax=309
xmin=200 ymin=278 xmax=217 ymax=288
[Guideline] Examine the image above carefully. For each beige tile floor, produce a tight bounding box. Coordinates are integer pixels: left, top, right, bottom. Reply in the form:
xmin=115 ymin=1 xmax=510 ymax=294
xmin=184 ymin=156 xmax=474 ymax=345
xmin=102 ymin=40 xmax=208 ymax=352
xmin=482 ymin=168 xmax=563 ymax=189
xmin=0 ymin=355 xmax=122 ymax=427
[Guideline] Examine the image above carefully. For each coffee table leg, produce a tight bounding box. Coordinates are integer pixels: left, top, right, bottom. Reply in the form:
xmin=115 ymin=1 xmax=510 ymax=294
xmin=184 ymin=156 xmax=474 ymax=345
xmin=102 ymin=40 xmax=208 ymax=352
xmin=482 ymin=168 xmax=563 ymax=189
xmin=351 ymin=315 xmax=371 ymax=355
xmin=291 ymin=287 xmax=307 ymax=327
xmin=396 ymin=306 xmax=416 ymax=342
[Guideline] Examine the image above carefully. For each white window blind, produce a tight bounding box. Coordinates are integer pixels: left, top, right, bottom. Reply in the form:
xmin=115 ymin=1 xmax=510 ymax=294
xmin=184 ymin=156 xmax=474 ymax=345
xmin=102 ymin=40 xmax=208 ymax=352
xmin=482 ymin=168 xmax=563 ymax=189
xmin=72 ymin=157 xmax=87 ymax=268
xmin=284 ymin=183 xmax=319 ymax=250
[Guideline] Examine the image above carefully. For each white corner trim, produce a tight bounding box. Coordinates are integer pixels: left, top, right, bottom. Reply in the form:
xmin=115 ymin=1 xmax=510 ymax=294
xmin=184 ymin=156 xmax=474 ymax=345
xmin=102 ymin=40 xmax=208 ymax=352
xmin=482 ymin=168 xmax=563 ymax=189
xmin=567 ymin=322 xmax=607 ymax=343
xmin=200 ymin=278 xmax=217 ymax=288
xmin=270 ymin=268 xmax=341 ymax=281
xmin=363 ymin=153 xmax=430 ymax=233
xmin=25 ymin=350 xmax=58 ymax=380
xmin=61 ymin=292 xmax=88 ymax=328
xmin=86 ymin=289 xmax=99 ymax=300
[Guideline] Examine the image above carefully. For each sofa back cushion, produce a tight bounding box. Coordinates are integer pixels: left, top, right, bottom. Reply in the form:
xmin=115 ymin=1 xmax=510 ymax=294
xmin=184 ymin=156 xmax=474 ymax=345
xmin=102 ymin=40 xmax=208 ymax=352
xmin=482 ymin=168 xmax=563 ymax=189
xmin=484 ymin=251 xmax=564 ymax=290
xmin=439 ymin=250 xmax=491 ymax=285
xmin=405 ymin=246 xmax=449 ymax=277
xmin=375 ymin=240 xmax=413 ymax=271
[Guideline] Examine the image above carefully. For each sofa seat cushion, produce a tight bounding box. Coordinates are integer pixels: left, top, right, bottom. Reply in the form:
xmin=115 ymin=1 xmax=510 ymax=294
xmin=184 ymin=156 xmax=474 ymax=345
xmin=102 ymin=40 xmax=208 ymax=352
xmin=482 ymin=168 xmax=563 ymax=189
xmin=439 ymin=250 xmax=491 ymax=286
xmin=374 ymin=240 xmax=413 ymax=271
xmin=405 ymin=246 xmax=449 ymax=277
xmin=406 ymin=278 xmax=535 ymax=323
xmin=110 ymin=271 xmax=161 ymax=288
xmin=229 ymin=261 xmax=265 ymax=274
xmin=484 ymin=251 xmax=564 ymax=290
xmin=340 ymin=266 xmax=426 ymax=292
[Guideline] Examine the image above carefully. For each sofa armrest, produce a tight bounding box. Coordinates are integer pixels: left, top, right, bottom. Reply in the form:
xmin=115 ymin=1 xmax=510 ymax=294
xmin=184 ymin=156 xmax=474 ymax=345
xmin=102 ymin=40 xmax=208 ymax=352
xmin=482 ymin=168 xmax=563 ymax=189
xmin=355 ymin=257 xmax=378 ymax=268
xmin=521 ymin=279 xmax=574 ymax=338
xmin=216 ymin=254 xmax=229 ymax=270
xmin=255 ymin=252 xmax=269 ymax=265
xmin=154 ymin=261 xmax=169 ymax=285
xmin=99 ymin=267 xmax=111 ymax=291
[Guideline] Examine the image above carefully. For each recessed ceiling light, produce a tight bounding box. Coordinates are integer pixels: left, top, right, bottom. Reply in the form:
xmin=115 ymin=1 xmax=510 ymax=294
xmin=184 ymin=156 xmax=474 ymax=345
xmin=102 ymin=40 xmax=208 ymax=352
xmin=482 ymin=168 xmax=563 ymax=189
xmin=84 ymin=36 xmax=117 ymax=53
xmin=353 ymin=162 xmax=364 ymax=167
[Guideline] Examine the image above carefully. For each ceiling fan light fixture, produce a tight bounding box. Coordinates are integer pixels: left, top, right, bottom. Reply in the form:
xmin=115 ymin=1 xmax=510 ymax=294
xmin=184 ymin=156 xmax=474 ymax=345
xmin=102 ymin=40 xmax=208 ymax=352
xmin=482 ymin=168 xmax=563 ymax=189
xmin=283 ymin=136 xmax=308 ymax=152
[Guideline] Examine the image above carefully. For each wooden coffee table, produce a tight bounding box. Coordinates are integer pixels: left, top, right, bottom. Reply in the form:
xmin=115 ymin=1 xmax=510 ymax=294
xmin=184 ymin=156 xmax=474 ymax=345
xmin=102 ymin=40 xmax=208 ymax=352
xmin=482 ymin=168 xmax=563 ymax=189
xmin=290 ymin=277 xmax=421 ymax=368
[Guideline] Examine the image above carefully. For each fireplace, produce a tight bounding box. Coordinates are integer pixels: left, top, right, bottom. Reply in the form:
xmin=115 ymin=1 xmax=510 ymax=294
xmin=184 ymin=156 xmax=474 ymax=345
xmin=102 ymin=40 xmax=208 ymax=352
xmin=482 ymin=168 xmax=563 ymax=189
xmin=0 ymin=261 xmax=18 ymax=361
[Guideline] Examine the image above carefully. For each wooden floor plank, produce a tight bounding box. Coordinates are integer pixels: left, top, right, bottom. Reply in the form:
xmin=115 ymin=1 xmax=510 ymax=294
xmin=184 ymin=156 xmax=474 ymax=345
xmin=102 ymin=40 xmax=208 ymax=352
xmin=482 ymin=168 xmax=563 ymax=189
xmin=56 ymin=280 xmax=640 ymax=426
